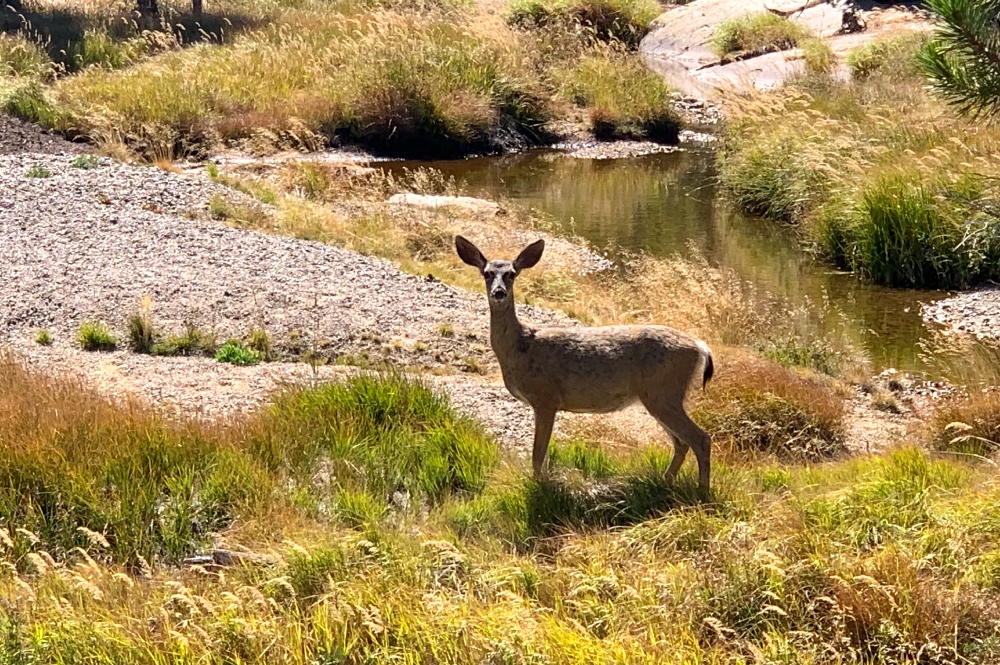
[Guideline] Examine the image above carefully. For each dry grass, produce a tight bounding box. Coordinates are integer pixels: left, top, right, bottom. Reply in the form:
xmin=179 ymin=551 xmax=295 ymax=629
xmin=719 ymin=32 xmax=1000 ymax=289
xmin=1 ymin=355 xmax=999 ymax=662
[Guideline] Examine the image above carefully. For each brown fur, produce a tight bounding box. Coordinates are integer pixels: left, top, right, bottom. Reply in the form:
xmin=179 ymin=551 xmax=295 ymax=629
xmin=456 ymin=235 xmax=715 ymax=489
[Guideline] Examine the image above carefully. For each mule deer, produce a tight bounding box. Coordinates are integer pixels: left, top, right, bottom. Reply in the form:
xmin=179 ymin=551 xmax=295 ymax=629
xmin=455 ymin=235 xmax=715 ymax=489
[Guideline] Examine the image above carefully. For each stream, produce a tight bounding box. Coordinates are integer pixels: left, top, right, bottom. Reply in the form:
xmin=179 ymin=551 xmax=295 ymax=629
xmin=385 ymin=146 xmax=989 ymax=380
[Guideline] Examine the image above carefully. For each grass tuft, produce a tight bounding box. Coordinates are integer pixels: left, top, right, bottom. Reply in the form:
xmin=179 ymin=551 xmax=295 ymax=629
xmin=77 ymin=321 xmax=117 ymax=351
xmin=34 ymin=330 xmax=52 ymax=346
xmin=712 ymin=13 xmax=808 ymax=59
xmin=508 ymin=0 xmax=659 ymax=49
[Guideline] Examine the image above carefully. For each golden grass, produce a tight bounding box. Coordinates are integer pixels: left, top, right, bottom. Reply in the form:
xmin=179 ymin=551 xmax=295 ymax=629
xmin=2 ymin=354 xmax=1000 ymax=663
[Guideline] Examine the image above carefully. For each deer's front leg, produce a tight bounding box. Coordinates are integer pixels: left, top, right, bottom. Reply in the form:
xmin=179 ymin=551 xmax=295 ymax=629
xmin=532 ymin=406 xmax=556 ymax=479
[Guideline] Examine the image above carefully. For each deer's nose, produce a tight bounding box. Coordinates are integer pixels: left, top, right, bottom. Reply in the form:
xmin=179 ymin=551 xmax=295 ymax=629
xmin=491 ymin=288 xmax=507 ymax=300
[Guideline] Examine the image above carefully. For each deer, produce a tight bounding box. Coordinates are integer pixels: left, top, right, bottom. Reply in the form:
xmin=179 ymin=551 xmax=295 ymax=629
xmin=455 ymin=235 xmax=715 ymax=490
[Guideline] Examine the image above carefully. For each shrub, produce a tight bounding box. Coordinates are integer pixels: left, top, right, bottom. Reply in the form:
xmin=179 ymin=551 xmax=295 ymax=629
xmin=70 ymin=154 xmax=100 ymax=169
xmin=24 ymin=164 xmax=51 ymax=178
xmin=78 ymin=321 xmax=117 ymax=351
xmin=848 ymin=31 xmax=929 ymax=81
xmin=559 ymin=51 xmax=679 ymax=143
xmin=215 ymin=340 xmax=261 ymax=366
xmin=508 ymin=0 xmax=660 ymax=48
xmin=712 ymin=13 xmax=808 ymax=59
xmin=692 ymin=356 xmax=845 ymax=460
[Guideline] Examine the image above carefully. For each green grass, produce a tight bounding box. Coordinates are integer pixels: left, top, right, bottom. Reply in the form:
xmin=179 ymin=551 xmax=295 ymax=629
xmin=215 ymin=339 xmax=262 ymax=366
xmin=4 ymin=358 xmax=1000 ymax=662
xmin=718 ymin=31 xmax=1000 ymax=289
xmin=508 ymin=0 xmax=660 ymax=49
xmin=151 ymin=323 xmax=216 ymax=356
xmin=847 ymin=31 xmax=930 ymax=81
xmin=712 ymin=12 xmax=808 ymax=59
xmin=34 ymin=330 xmax=52 ymax=346
xmin=558 ymin=50 xmax=679 ymax=142
xmin=77 ymin=321 xmax=117 ymax=351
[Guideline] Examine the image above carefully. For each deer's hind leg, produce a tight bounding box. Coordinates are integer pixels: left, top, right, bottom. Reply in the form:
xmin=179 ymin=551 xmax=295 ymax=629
xmin=641 ymin=395 xmax=712 ymax=490
xmin=531 ymin=406 xmax=556 ymax=479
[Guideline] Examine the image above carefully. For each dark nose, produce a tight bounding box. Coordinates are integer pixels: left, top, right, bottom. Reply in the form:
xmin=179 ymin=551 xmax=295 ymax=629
xmin=491 ymin=288 xmax=507 ymax=300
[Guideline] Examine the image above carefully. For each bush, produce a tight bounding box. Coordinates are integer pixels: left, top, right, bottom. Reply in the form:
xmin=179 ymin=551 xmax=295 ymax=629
xmin=78 ymin=321 xmax=117 ymax=351
xmin=712 ymin=13 xmax=807 ymax=59
xmin=508 ymin=0 xmax=660 ymax=48
xmin=559 ymin=51 xmax=679 ymax=143
xmin=215 ymin=340 xmax=261 ymax=366
xmin=692 ymin=356 xmax=845 ymax=460
xmin=847 ymin=32 xmax=929 ymax=81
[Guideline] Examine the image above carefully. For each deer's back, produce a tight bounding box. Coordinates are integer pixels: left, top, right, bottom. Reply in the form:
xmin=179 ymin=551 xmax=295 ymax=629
xmin=495 ymin=324 xmax=703 ymax=413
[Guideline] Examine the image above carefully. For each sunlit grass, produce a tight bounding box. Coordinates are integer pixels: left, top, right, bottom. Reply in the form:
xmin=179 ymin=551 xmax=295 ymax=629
xmin=1 ymin=354 xmax=999 ymax=662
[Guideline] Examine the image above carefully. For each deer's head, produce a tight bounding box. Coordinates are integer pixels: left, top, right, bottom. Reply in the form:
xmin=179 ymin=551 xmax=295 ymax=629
xmin=455 ymin=235 xmax=545 ymax=306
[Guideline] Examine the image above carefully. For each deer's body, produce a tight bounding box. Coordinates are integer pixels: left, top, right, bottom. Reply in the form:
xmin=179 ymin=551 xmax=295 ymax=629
xmin=457 ymin=235 xmax=714 ymax=490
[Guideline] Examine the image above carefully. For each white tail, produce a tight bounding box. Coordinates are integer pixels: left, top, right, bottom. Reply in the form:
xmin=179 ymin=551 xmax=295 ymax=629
xmin=456 ymin=235 xmax=715 ymax=490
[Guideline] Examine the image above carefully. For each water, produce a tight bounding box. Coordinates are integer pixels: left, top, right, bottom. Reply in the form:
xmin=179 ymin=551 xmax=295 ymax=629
xmin=385 ymin=148 xmax=954 ymax=375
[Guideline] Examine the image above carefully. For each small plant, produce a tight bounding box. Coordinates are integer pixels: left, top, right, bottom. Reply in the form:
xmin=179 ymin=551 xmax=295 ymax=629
xmin=248 ymin=327 xmax=274 ymax=362
xmin=215 ymin=339 xmax=261 ymax=366
xmin=69 ymin=154 xmax=99 ymax=169
xmin=78 ymin=321 xmax=117 ymax=351
xmin=801 ymin=37 xmax=836 ymax=74
xmin=24 ymin=164 xmax=51 ymax=178
xmin=712 ymin=13 xmax=807 ymax=59
xmin=35 ymin=330 xmax=52 ymax=346
xmin=438 ymin=324 xmax=455 ymax=338
xmin=153 ymin=323 xmax=215 ymax=356
xmin=206 ymin=161 xmax=220 ymax=180
xmin=127 ymin=297 xmax=155 ymax=354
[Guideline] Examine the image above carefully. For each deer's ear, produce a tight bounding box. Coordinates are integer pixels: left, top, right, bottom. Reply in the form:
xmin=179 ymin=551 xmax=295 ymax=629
xmin=455 ymin=235 xmax=488 ymax=272
xmin=513 ymin=239 xmax=544 ymax=272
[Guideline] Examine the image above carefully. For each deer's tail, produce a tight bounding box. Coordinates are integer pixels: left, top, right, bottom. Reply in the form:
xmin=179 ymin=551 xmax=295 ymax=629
xmin=696 ymin=340 xmax=714 ymax=390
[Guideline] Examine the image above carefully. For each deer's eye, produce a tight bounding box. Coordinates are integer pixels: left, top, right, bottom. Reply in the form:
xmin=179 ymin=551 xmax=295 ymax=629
xmin=484 ymin=270 xmax=495 ymax=278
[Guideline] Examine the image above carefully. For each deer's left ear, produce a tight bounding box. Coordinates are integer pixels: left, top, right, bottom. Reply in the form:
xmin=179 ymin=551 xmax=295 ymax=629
xmin=513 ymin=239 xmax=544 ymax=272
xmin=455 ymin=235 xmax=488 ymax=272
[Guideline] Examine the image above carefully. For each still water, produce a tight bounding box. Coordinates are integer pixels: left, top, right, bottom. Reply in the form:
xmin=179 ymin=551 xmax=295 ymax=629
xmin=387 ymin=148 xmax=952 ymax=375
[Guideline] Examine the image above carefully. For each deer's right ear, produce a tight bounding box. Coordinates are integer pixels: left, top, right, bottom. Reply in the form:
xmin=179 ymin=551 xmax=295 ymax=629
xmin=455 ymin=235 xmax=488 ymax=272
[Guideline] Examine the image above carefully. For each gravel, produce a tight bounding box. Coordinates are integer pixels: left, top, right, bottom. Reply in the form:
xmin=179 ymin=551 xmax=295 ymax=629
xmin=0 ymin=150 xmax=587 ymax=444
xmin=922 ymin=289 xmax=1000 ymax=341
xmin=0 ymin=152 xmax=567 ymax=368
xmin=0 ymin=115 xmax=87 ymax=155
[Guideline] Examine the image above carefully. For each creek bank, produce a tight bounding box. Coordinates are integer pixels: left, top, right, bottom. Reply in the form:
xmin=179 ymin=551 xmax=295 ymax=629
xmin=923 ymin=290 xmax=1000 ymax=342
xmin=640 ymin=0 xmax=930 ymax=96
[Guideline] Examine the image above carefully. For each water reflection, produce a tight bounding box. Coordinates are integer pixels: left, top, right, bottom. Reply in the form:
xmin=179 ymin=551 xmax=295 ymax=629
xmin=383 ymin=149 xmax=954 ymax=374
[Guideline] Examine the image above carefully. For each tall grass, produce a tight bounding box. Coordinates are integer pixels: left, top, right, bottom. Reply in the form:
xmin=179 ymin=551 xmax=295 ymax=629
xmin=719 ymin=31 xmax=1000 ymax=289
xmin=47 ymin=12 xmax=552 ymax=158
xmin=2 ymin=354 xmax=1000 ymax=663
xmin=508 ymin=0 xmax=660 ymax=49
xmin=557 ymin=47 xmax=679 ymax=142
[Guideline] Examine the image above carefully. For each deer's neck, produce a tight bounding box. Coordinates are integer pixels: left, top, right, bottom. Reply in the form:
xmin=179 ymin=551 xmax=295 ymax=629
xmin=489 ymin=299 xmax=524 ymax=360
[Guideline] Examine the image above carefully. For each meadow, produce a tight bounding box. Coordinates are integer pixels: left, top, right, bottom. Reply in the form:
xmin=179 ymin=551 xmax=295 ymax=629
xmin=0 ymin=0 xmax=678 ymax=158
